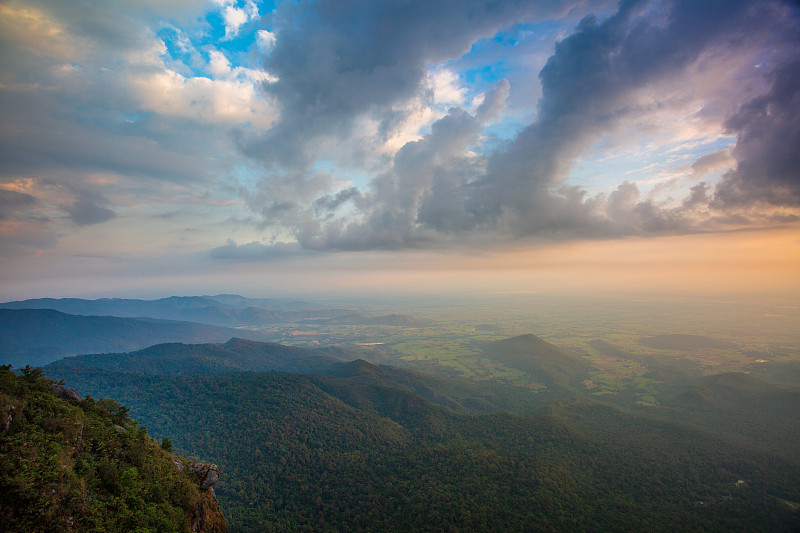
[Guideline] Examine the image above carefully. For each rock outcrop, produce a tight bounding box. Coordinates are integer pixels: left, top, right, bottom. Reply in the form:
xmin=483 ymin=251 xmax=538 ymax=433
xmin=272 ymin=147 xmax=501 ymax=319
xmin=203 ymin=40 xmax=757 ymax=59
xmin=189 ymin=462 xmax=221 ymax=491
xmin=2 ymin=404 xmax=14 ymax=432
xmin=173 ymin=459 xmax=227 ymax=533
xmin=50 ymin=383 xmax=82 ymax=403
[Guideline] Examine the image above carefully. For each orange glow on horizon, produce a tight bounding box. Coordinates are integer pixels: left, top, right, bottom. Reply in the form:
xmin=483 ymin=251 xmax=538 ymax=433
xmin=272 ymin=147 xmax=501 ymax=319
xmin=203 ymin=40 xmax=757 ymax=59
xmin=283 ymin=226 xmax=800 ymax=297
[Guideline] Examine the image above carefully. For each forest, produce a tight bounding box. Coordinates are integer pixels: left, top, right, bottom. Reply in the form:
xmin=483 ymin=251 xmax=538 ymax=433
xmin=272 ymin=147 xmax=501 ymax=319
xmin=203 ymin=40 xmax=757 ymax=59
xmin=45 ymin=343 xmax=800 ymax=533
xmin=0 ymin=365 xmax=227 ymax=532
xmin=4 ymin=294 xmax=800 ymax=532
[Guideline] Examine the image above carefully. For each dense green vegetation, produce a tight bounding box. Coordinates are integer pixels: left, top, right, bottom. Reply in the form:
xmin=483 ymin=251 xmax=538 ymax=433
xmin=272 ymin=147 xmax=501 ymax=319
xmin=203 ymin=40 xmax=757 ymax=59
xmin=47 ymin=345 xmax=800 ymax=533
xmin=6 ymin=292 xmax=799 ymax=532
xmin=48 ymin=338 xmax=341 ymax=376
xmin=0 ymin=365 xmax=227 ymax=532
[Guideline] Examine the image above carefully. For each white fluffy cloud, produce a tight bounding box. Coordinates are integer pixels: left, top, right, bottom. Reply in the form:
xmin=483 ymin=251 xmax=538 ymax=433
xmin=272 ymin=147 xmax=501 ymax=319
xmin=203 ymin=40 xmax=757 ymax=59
xmin=221 ymin=0 xmax=259 ymax=40
xmin=256 ymin=30 xmax=276 ymax=53
xmin=127 ymin=37 xmax=280 ymax=129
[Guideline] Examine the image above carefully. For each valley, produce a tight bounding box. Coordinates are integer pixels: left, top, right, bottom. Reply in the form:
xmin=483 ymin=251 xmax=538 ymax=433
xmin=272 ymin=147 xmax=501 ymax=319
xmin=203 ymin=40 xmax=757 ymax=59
xmin=2 ymin=292 xmax=799 ymax=532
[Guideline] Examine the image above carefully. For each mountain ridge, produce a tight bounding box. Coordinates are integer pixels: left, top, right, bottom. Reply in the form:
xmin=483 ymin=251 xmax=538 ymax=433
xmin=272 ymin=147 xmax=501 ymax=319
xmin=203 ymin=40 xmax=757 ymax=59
xmin=0 ymin=309 xmax=272 ymax=367
xmin=0 ymin=295 xmax=354 ymax=327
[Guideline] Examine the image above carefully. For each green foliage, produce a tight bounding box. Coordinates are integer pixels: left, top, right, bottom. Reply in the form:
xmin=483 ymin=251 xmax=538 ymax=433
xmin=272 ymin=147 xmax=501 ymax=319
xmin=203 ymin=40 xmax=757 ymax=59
xmin=46 ymin=338 xmax=338 ymax=377
xmin=161 ymin=436 xmax=173 ymax=453
xmin=47 ymin=364 xmax=800 ymax=533
xmin=0 ymin=366 xmax=222 ymax=532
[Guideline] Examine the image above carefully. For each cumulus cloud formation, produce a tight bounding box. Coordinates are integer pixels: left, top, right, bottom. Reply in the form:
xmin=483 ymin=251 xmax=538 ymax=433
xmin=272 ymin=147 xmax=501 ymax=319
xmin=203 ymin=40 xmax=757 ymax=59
xmin=0 ymin=0 xmax=798 ymax=267
xmin=241 ymin=0 xmax=605 ymax=169
xmin=714 ymin=58 xmax=800 ymax=207
xmin=0 ymin=0 xmax=279 ymax=253
xmin=237 ymin=0 xmax=800 ymax=253
xmin=131 ymin=47 xmax=278 ymax=128
xmin=467 ymin=0 xmax=793 ymax=232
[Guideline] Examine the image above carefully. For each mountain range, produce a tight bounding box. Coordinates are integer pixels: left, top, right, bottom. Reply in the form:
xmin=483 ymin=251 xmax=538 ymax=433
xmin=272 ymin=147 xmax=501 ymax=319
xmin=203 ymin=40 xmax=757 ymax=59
xmin=0 ymin=309 xmax=274 ymax=367
xmin=42 ymin=337 xmax=800 ymax=532
xmin=0 ymin=295 xmax=354 ymax=327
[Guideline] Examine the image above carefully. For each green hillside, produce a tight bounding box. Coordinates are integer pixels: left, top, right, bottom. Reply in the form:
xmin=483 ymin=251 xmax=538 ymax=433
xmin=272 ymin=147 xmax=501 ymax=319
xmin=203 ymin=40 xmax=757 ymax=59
xmin=49 ymin=340 xmax=568 ymax=415
xmin=48 ymin=338 xmax=342 ymax=376
xmin=44 ymin=342 xmax=800 ymax=533
xmin=481 ymin=334 xmax=592 ymax=393
xmin=0 ymin=365 xmax=227 ymax=532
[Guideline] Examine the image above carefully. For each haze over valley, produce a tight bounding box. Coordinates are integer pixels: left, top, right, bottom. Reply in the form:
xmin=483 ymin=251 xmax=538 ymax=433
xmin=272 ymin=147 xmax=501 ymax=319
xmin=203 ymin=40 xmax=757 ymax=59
xmin=2 ymin=291 xmax=799 ymax=531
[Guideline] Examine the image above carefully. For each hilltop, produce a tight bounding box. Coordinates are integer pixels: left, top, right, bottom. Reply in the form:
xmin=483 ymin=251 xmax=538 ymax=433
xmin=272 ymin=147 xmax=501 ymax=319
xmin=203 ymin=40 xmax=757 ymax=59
xmin=481 ymin=333 xmax=592 ymax=393
xmin=48 ymin=337 xmax=343 ymax=376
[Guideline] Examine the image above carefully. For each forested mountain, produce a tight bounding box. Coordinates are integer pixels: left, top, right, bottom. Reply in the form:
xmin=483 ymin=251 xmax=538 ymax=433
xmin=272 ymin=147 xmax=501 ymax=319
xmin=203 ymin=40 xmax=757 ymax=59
xmin=0 ymin=309 xmax=272 ymax=367
xmin=43 ymin=338 xmax=800 ymax=532
xmin=48 ymin=339 xmax=575 ymax=415
xmin=0 ymin=295 xmax=353 ymax=327
xmin=481 ymin=334 xmax=591 ymax=394
xmin=654 ymin=371 xmax=800 ymax=460
xmin=48 ymin=338 xmax=343 ymax=376
xmin=0 ymin=365 xmax=227 ymax=532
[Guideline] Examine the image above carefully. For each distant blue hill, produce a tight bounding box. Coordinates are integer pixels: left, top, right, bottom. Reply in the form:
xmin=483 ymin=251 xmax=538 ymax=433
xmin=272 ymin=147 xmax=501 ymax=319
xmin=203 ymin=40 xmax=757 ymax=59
xmin=0 ymin=294 xmax=353 ymax=327
xmin=0 ymin=308 xmax=272 ymax=367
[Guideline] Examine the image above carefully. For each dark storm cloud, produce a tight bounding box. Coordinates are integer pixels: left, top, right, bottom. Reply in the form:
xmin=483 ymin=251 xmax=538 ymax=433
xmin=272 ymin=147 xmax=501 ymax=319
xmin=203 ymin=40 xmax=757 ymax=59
xmin=468 ymin=0 xmax=777 ymax=224
xmin=242 ymin=0 xmax=609 ymax=169
xmin=714 ymin=58 xmax=800 ymax=207
xmin=234 ymin=0 xmax=800 ymax=255
xmin=264 ymin=0 xmax=799 ymax=254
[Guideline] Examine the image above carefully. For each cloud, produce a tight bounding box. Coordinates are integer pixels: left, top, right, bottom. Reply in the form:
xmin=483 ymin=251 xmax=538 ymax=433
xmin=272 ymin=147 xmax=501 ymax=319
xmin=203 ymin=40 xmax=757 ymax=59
xmin=691 ymin=149 xmax=734 ymax=177
xmin=0 ymin=189 xmax=37 ymax=220
xmin=240 ymin=0 xmax=800 ymax=253
xmin=468 ymin=0 xmax=782 ymax=223
xmin=242 ymin=0 xmax=603 ymax=169
xmin=130 ymin=48 xmax=278 ymax=129
xmin=63 ymin=189 xmax=116 ymax=226
xmin=256 ymin=30 xmax=276 ymax=53
xmin=209 ymin=239 xmax=304 ymax=260
xmin=0 ymin=0 xmax=285 ymax=255
xmin=714 ymin=58 xmax=800 ymax=207
xmin=221 ymin=0 xmax=259 ymax=40
xmin=1 ymin=0 xmax=798 ymax=269
xmin=0 ymin=1 xmax=244 ymax=186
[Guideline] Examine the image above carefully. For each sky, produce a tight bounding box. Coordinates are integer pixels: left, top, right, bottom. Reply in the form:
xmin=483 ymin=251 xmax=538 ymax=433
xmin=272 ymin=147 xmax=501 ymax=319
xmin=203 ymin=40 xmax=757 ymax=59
xmin=1 ymin=0 xmax=799 ymax=300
